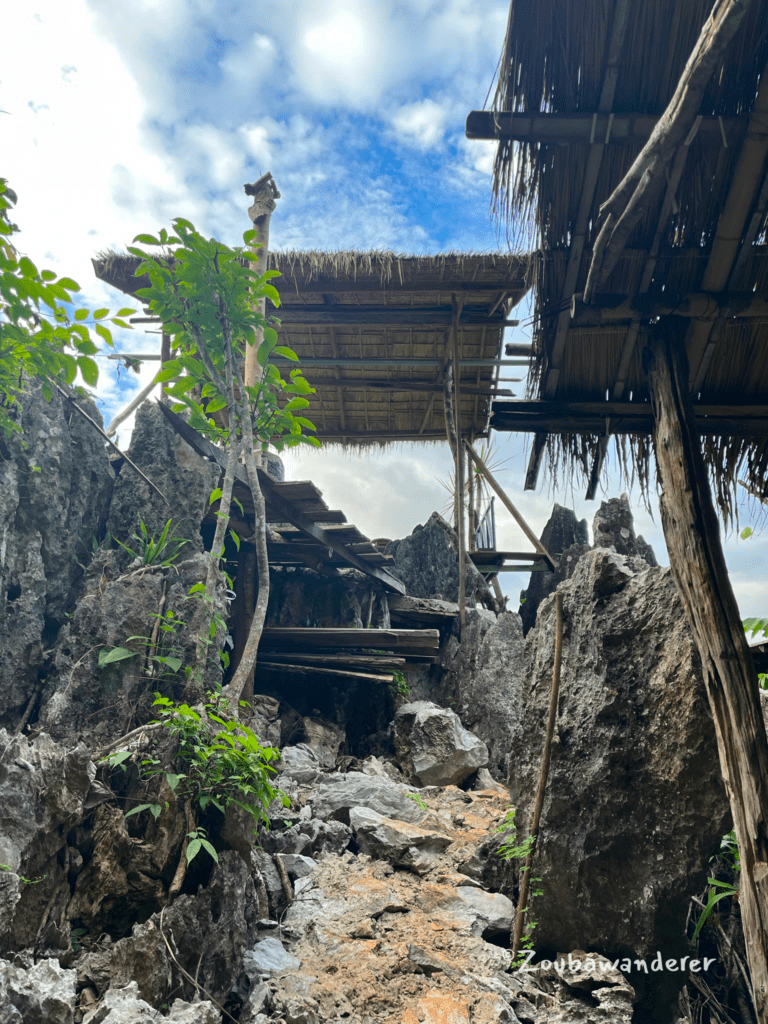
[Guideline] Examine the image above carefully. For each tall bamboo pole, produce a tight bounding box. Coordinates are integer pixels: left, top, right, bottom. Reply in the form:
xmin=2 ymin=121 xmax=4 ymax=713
xmin=452 ymin=297 xmax=466 ymax=629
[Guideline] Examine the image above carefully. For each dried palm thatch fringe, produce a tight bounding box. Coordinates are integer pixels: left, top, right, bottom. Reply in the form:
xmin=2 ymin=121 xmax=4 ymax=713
xmin=489 ymin=0 xmax=768 ymax=520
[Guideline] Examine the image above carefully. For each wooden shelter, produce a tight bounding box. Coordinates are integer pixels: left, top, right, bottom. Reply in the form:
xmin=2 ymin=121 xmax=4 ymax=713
xmin=467 ymin=0 xmax=768 ymax=513
xmin=93 ymin=249 xmax=530 ymax=445
xmin=469 ymin=0 xmax=768 ymax=1015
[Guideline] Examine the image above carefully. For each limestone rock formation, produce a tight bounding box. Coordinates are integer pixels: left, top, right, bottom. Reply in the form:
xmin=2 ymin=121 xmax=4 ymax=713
xmin=385 ymin=512 xmax=497 ymax=608
xmin=592 ymin=493 xmax=658 ymax=565
xmin=0 ymin=385 xmax=114 ymax=727
xmin=394 ymin=700 xmax=489 ymax=786
xmin=519 ymin=503 xmax=589 ymax=634
xmin=441 ymin=610 xmax=525 ymax=779
xmin=508 ymin=547 xmax=729 ymax=966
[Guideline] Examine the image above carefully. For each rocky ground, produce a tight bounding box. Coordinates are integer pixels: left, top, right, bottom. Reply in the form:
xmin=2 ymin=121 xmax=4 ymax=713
xmin=0 ymin=388 xmax=748 ymax=1023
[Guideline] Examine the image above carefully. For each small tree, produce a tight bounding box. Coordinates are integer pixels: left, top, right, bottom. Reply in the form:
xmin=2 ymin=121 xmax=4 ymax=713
xmin=129 ymin=219 xmax=319 ymax=711
xmin=0 ymin=179 xmax=132 ymax=435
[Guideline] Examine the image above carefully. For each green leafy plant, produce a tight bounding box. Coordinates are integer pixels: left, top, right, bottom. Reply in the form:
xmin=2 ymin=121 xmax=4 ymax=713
xmin=495 ymin=807 xmax=542 ymax=966
xmin=114 ymin=517 xmax=189 ymax=568
xmin=185 ymin=826 xmax=218 ymax=865
xmin=0 ymin=863 xmax=47 ymax=886
xmin=98 ymin=609 xmax=186 ymax=677
xmin=0 ymin=178 xmax=133 ymax=437
xmin=406 ymin=792 xmax=427 ymax=811
xmin=101 ymin=690 xmax=286 ymax=866
xmin=692 ymin=830 xmax=741 ymax=941
xmin=128 ymin=217 xmax=319 ymax=708
xmin=390 ymin=669 xmax=410 ymax=698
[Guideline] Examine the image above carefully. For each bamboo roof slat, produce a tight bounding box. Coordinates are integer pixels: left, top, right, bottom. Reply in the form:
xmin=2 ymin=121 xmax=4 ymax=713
xmin=94 ymin=250 xmax=531 ymax=447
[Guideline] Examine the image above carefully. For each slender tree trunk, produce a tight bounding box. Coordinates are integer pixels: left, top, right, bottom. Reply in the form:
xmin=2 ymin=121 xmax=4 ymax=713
xmin=221 ymin=358 xmax=270 ymax=708
xmin=646 ymin=320 xmax=768 ymax=1024
xmin=187 ymin=322 xmax=239 ymax=701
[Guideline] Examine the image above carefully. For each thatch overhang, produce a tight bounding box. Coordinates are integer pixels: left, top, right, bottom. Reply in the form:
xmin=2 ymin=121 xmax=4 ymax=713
xmin=478 ymin=0 xmax=768 ymax=515
xmin=94 ymin=250 xmax=531 ymax=447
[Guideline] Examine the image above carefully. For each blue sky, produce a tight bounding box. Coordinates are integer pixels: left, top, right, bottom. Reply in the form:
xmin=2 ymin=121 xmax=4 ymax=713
xmin=2 ymin=0 xmax=766 ymax=616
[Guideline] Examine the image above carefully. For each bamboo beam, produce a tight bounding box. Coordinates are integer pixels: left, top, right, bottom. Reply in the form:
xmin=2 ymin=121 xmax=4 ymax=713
xmin=524 ymin=432 xmax=547 ymax=492
xmin=491 ymin=401 xmax=768 ymax=436
xmin=541 ymin=0 xmax=632 ymax=399
xmin=573 ymin=291 xmax=768 ymax=324
xmin=107 ymin=355 xmax=529 ymax=369
xmin=453 ymin=297 xmax=467 ymax=630
xmin=646 ymin=322 xmax=768 ymax=1024
xmin=612 ymin=144 xmax=690 ymax=400
xmin=271 ymin=278 xmax=530 ymax=296
xmin=466 ymin=110 xmax=742 ymax=144
xmin=264 ymin=305 xmax=519 ymax=326
xmin=465 ymin=441 xmax=555 ymax=570
xmin=584 ymin=0 xmax=752 ymax=301
xmin=688 ymin=67 xmax=768 ymax=390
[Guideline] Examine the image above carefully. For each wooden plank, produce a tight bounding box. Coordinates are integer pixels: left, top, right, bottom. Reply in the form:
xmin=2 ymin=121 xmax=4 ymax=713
xmin=256 ymin=477 xmax=407 ymax=594
xmin=260 ymin=662 xmax=395 ymax=683
xmin=272 ymin=304 xmax=512 ymax=326
xmin=466 ymin=110 xmax=740 ymax=144
xmin=263 ymin=652 xmax=406 ymax=668
xmin=469 ymin=550 xmax=551 ymax=561
xmin=524 ymin=432 xmax=547 ymax=492
xmin=646 ymin=323 xmax=768 ymax=1024
xmin=260 ymin=627 xmax=439 ymax=650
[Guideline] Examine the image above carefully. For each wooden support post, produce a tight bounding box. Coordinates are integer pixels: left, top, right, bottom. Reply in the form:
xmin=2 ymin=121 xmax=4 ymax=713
xmin=452 ymin=298 xmax=466 ymax=630
xmin=244 ymin=173 xmax=281 ymax=389
xmin=646 ymin=321 xmax=768 ymax=1024
xmin=468 ymin=443 xmax=476 ymax=552
xmin=524 ymin=433 xmax=547 ymax=491
xmin=465 ymin=441 xmax=555 ymax=570
xmin=233 ymin=175 xmax=280 ymax=689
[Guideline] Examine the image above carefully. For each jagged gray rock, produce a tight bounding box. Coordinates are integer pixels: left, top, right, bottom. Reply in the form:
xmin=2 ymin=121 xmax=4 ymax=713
xmin=106 ymin=400 xmax=219 ymax=558
xmin=0 ymin=384 xmax=114 ymax=727
xmin=442 ymin=610 xmax=525 ymax=779
xmin=0 ymin=731 xmax=95 ymax=948
xmin=519 ymin=503 xmax=589 ymax=634
xmin=106 ymin=850 xmax=257 ymax=1006
xmin=81 ymin=982 xmax=220 ymax=1023
xmin=244 ymin=937 xmax=302 ymax=974
xmin=0 ymin=957 xmax=77 ymax=1024
xmin=385 ymin=512 xmax=496 ymax=607
xmin=593 ymin=493 xmax=658 ymax=565
xmin=508 ymin=547 xmax=730 ymax=963
xmin=349 ymin=806 xmax=452 ymax=874
xmin=40 ymin=550 xmax=225 ymax=745
xmin=394 ymin=701 xmax=488 ymax=786
xmin=311 ymin=771 xmax=426 ymax=824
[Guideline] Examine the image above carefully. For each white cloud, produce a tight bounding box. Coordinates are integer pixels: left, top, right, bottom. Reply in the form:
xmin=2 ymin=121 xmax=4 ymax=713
xmin=391 ymin=99 xmax=449 ymax=151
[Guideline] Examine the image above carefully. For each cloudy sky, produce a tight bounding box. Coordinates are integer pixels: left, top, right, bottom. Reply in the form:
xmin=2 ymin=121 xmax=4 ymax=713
xmin=2 ymin=0 xmax=765 ymax=616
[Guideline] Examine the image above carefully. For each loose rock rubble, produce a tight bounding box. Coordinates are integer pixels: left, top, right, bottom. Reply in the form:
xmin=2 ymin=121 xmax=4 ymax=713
xmin=0 ymin=389 xmax=734 ymax=1022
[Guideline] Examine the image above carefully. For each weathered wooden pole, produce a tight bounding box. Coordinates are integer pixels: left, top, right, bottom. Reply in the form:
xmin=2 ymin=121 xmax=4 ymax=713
xmin=232 ymin=173 xmax=280 ymax=689
xmin=452 ymin=297 xmax=467 ymax=629
xmin=646 ymin=319 xmax=768 ymax=1024
xmin=244 ymin=172 xmax=281 ymax=389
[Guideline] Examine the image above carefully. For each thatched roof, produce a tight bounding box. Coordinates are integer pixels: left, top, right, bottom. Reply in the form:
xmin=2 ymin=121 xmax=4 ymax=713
xmin=94 ymin=249 xmax=530 ymax=446
xmin=481 ymin=0 xmax=768 ymax=516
